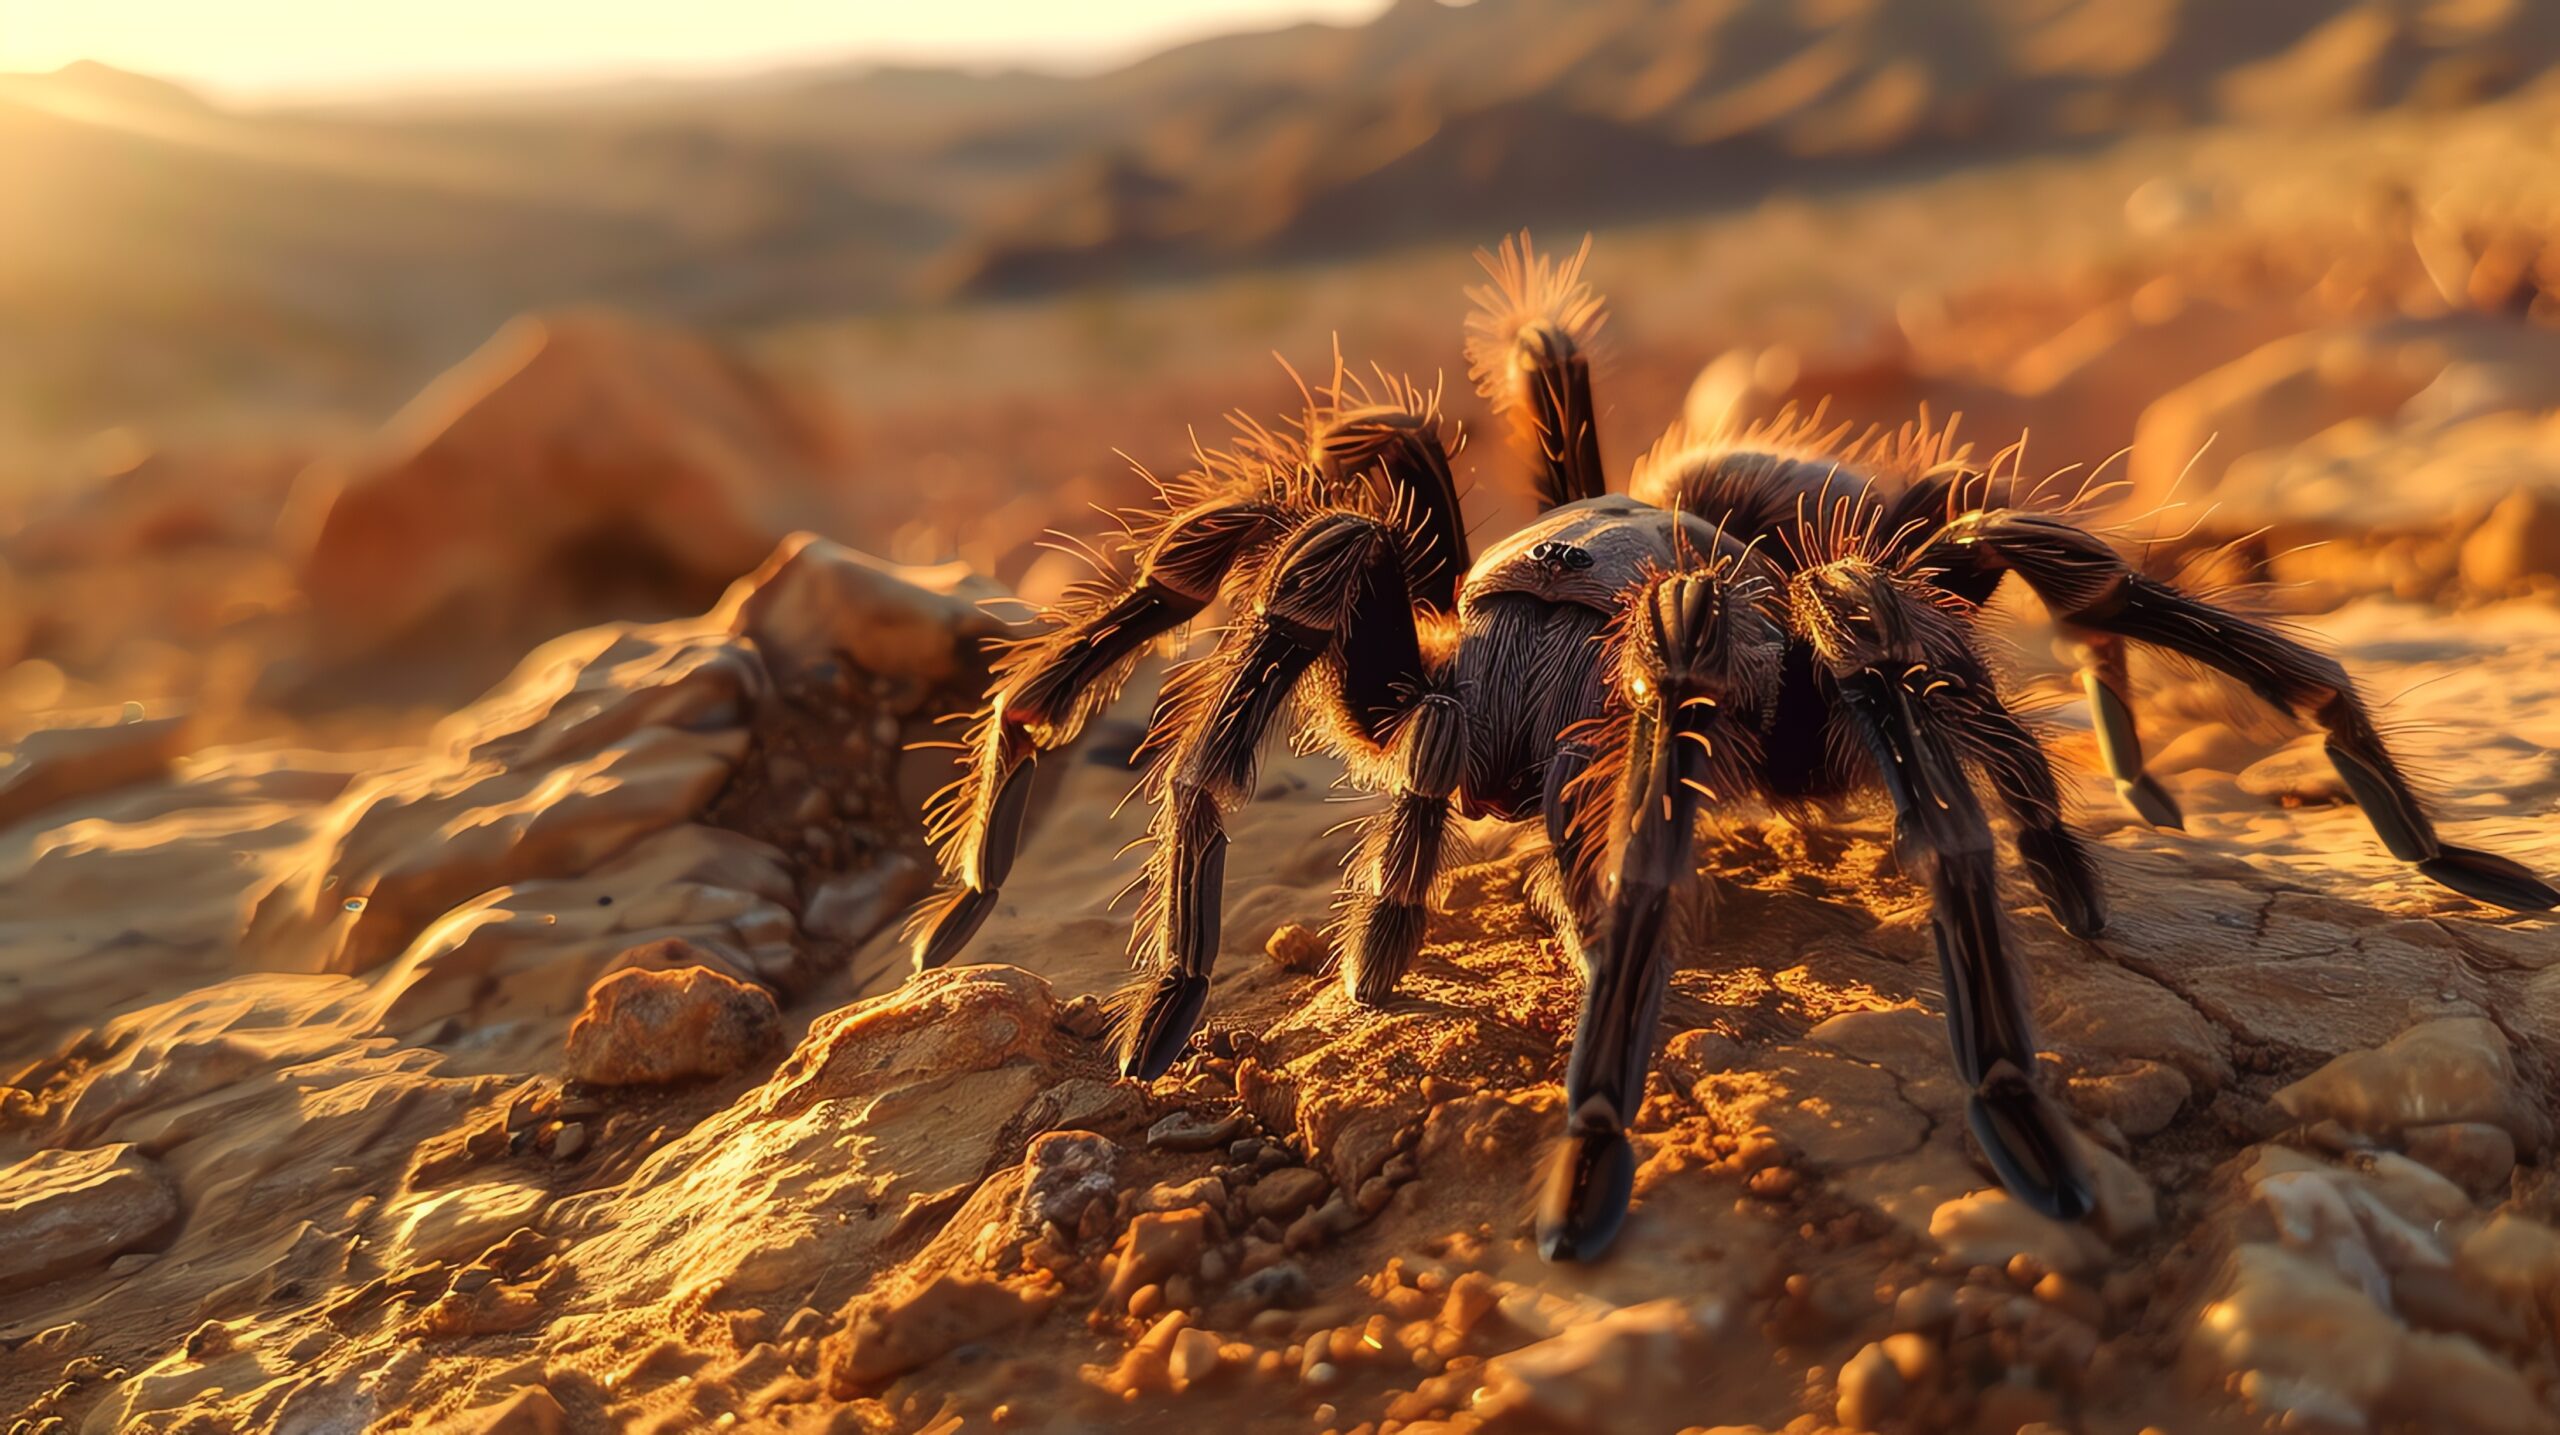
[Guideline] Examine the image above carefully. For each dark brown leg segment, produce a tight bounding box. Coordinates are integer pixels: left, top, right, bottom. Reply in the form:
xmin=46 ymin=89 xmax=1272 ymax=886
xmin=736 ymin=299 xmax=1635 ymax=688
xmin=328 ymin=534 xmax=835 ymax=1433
xmin=1539 ymin=570 xmax=1779 ymax=1260
xmin=1967 ymin=683 xmax=2109 ymax=939
xmin=2071 ymin=629 xmax=2186 ymax=830
xmin=1835 ymin=665 xmax=2095 ymax=1220
xmin=910 ymin=499 xmax=1283 ymax=970
xmin=1334 ymin=689 xmax=1465 ymax=1005
xmin=1795 ymin=559 xmax=2095 ymax=1223
xmin=1947 ymin=511 xmax=2557 ymax=911
xmin=1117 ymin=510 xmax=1430 ymax=1078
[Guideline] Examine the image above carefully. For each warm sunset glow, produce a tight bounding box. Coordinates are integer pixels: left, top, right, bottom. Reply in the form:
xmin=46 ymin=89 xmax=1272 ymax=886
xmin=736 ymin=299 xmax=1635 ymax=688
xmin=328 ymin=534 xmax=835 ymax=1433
xmin=0 ymin=0 xmax=1392 ymax=99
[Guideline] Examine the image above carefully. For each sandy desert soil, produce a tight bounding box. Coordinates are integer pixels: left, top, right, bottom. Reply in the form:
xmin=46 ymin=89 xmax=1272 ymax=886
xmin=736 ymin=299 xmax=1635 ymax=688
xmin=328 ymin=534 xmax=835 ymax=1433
xmin=9 ymin=96 xmax=2560 ymax=1435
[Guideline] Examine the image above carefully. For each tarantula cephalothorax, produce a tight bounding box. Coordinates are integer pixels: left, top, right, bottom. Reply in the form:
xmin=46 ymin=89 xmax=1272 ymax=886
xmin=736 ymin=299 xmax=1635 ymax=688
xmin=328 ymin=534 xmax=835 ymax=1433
xmin=909 ymin=235 xmax=2559 ymax=1261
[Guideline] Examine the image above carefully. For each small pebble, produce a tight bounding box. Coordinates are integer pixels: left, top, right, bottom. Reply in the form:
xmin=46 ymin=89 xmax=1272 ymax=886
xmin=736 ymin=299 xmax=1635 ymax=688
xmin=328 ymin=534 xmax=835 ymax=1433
xmin=1880 ymin=1332 xmax=1941 ymax=1386
xmin=2404 ymin=1121 xmax=2517 ymax=1193
xmin=1264 ymin=923 xmax=1329 ymax=974
xmin=1232 ymin=1262 xmax=1315 ymax=1313
xmin=1893 ymin=1279 xmax=1958 ymax=1332
xmin=1148 ymin=1110 xmax=1247 ymax=1153
xmin=1747 ymin=1166 xmax=1802 ymax=1199
xmin=1248 ymin=1167 xmax=1329 ymax=1221
xmin=1836 ymin=1341 xmax=1905 ymax=1431
xmin=1169 ymin=1326 xmax=1225 ymax=1388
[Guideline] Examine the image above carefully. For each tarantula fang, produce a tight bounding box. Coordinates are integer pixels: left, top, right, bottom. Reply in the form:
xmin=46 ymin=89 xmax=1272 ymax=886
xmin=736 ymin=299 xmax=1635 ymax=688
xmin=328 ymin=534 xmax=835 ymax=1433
xmin=907 ymin=233 xmax=2558 ymax=1261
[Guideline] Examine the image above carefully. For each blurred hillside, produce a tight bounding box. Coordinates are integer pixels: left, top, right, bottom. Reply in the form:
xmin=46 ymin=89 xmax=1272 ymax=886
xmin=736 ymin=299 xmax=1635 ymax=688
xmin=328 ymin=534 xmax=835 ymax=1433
xmin=9 ymin=0 xmax=2560 ymax=440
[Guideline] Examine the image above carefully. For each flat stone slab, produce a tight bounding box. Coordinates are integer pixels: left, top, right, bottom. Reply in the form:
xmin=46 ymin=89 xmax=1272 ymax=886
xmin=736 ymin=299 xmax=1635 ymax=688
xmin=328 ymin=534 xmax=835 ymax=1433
xmin=0 ymin=1143 xmax=181 ymax=1294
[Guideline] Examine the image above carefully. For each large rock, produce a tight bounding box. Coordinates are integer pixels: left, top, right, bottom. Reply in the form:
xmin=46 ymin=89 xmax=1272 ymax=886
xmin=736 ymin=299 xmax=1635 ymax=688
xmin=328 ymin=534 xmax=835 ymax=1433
xmin=244 ymin=534 xmax=1005 ymax=983
xmin=293 ymin=311 xmax=853 ymax=662
xmin=2126 ymin=323 xmax=2437 ymax=520
xmin=2459 ymin=484 xmax=2560 ymax=593
xmin=2195 ymin=1243 xmax=2557 ymax=1435
xmin=0 ymin=1144 xmax=180 ymax=1293
xmin=562 ymin=962 xmax=783 ymax=1086
xmin=1466 ymin=1299 xmax=1729 ymax=1432
xmin=826 ymin=1274 xmax=1056 ymax=1395
xmin=558 ymin=964 xmax=1071 ymax=1301
xmin=2275 ymin=1017 xmax=2545 ymax=1152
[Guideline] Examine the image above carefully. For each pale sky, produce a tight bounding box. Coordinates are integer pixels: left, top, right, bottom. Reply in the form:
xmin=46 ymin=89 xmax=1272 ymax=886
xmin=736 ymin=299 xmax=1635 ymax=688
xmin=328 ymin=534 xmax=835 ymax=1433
xmin=0 ymin=0 xmax=1396 ymax=102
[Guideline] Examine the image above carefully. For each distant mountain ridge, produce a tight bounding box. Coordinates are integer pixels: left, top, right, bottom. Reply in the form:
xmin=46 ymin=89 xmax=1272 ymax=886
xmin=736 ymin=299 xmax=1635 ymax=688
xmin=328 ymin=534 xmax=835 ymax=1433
xmin=8 ymin=0 xmax=2560 ymax=431
xmin=934 ymin=0 xmax=2560 ymax=293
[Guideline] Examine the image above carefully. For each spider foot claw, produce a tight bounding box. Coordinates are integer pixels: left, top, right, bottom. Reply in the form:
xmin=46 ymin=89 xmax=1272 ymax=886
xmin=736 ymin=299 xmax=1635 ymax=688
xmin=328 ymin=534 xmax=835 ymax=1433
xmin=911 ymin=884 xmax=1000 ymax=973
xmin=2419 ymin=845 xmax=2560 ymax=912
xmin=2014 ymin=827 xmax=2107 ymax=939
xmin=2048 ymin=900 xmax=2106 ymax=941
xmin=1535 ymin=1124 xmax=1636 ymax=1262
xmin=2114 ymin=775 xmax=2185 ymax=831
xmin=1347 ymin=970 xmax=1400 ymax=1008
xmin=1339 ymin=901 xmax=1423 ymax=1007
xmin=1967 ymin=1064 xmax=2094 ymax=1223
xmin=1118 ymin=972 xmax=1211 ymax=1081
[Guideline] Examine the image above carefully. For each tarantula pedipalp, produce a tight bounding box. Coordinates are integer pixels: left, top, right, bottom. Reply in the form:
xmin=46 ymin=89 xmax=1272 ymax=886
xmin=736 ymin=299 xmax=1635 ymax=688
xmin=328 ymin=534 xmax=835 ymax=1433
xmin=908 ymin=234 xmax=2560 ymax=1261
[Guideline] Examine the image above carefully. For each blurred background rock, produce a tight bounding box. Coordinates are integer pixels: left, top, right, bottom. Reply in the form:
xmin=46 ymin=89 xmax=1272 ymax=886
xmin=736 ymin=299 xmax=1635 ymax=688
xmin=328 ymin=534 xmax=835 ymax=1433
xmin=12 ymin=0 xmax=2560 ymax=738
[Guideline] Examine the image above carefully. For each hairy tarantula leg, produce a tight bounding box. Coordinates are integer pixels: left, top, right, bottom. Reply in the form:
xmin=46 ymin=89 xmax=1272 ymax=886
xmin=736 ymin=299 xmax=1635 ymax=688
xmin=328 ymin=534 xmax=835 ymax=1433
xmin=1335 ymin=691 xmax=1466 ymax=1005
xmin=1120 ymin=782 xmax=1226 ymax=1079
xmin=1967 ymin=691 xmax=2109 ymax=939
xmin=1539 ymin=570 xmax=1777 ymax=1261
xmin=1117 ymin=510 xmax=1421 ymax=1079
xmin=1308 ymin=400 xmax=1471 ymax=613
xmin=1465 ymin=233 xmax=1610 ymax=511
xmin=912 ymin=500 xmax=1286 ymax=970
xmin=1834 ymin=667 xmax=2097 ymax=1222
xmin=1527 ymin=673 xmax=1625 ymax=971
xmin=2072 ymin=629 xmax=2185 ymax=831
xmin=1947 ymin=511 xmax=2560 ymax=912
xmin=1542 ymin=736 xmax=1602 ymax=927
xmin=1795 ymin=557 xmax=2093 ymax=1220
xmin=1526 ymin=703 xmax=1613 ymax=980
xmin=1871 ymin=604 xmax=2108 ymax=938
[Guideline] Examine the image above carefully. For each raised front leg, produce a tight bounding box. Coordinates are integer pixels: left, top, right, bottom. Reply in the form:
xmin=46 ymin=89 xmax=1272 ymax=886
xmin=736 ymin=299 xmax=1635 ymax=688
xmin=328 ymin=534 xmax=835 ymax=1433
xmin=1940 ymin=510 xmax=2559 ymax=912
xmin=1465 ymin=233 xmax=1610 ymax=511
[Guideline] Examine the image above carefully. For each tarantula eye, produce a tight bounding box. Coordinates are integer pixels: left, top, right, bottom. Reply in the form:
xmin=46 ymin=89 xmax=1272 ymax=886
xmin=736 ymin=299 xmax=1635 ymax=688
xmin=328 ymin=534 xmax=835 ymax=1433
xmin=1629 ymin=675 xmax=1651 ymax=701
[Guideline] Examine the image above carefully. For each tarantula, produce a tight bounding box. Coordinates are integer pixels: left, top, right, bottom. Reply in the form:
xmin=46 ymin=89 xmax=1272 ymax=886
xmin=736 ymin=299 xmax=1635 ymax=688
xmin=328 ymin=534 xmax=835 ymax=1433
xmin=909 ymin=235 xmax=2558 ymax=1260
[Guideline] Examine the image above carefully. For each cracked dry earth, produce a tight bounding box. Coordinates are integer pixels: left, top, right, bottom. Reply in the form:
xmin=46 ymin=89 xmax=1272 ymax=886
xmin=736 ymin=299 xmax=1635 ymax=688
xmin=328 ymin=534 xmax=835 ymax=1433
xmin=3 ymin=554 xmax=2560 ymax=1435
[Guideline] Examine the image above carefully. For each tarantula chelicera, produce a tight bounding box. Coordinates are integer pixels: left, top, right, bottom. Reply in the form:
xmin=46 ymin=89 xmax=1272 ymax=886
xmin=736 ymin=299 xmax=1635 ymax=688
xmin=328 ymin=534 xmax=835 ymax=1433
xmin=909 ymin=235 xmax=2558 ymax=1260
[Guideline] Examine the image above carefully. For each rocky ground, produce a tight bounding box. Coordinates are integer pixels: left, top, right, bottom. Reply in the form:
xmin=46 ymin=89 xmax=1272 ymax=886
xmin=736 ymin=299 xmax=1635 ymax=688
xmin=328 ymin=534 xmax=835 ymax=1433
xmin=2 ymin=530 xmax=2558 ymax=1433
xmin=8 ymin=104 xmax=2560 ymax=1435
